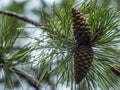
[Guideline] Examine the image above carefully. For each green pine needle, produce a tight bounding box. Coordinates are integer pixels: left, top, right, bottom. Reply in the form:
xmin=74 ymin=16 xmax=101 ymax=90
xmin=0 ymin=16 xmax=22 ymax=53
xmin=0 ymin=16 xmax=34 ymax=89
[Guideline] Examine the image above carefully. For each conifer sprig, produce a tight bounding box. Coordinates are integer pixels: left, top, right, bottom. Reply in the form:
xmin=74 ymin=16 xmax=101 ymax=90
xmin=0 ymin=16 xmax=36 ymax=89
xmin=32 ymin=0 xmax=120 ymax=90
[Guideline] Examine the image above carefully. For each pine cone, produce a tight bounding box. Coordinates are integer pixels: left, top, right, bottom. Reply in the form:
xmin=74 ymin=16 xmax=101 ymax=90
xmin=72 ymin=8 xmax=90 ymax=45
xmin=72 ymin=8 xmax=93 ymax=84
xmin=74 ymin=45 xmax=93 ymax=84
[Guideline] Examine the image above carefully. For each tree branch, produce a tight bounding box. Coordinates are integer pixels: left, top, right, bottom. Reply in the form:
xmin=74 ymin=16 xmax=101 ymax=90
xmin=109 ymin=64 xmax=120 ymax=76
xmin=0 ymin=10 xmax=44 ymax=27
xmin=13 ymin=67 xmax=40 ymax=90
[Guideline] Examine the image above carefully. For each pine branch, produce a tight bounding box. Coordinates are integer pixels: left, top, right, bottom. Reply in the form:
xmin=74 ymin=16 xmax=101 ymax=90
xmin=13 ymin=67 xmax=40 ymax=90
xmin=109 ymin=64 xmax=120 ymax=76
xmin=0 ymin=10 xmax=45 ymax=28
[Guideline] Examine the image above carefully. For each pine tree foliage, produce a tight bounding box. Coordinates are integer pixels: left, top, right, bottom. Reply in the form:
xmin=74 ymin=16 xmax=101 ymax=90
xmin=0 ymin=16 xmax=32 ymax=89
xmin=0 ymin=0 xmax=120 ymax=90
xmin=31 ymin=0 xmax=120 ymax=90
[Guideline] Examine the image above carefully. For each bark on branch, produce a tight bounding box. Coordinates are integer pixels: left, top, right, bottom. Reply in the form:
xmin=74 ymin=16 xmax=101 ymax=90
xmin=0 ymin=10 xmax=43 ymax=27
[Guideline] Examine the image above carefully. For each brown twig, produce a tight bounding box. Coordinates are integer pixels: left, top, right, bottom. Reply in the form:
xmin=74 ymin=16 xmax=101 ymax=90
xmin=109 ymin=64 xmax=120 ymax=76
xmin=0 ymin=10 xmax=43 ymax=27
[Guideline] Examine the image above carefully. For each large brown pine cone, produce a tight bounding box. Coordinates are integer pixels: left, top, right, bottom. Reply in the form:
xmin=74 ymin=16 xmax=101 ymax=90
xmin=74 ymin=45 xmax=93 ymax=84
xmin=72 ymin=8 xmax=91 ymax=45
xmin=72 ymin=8 xmax=93 ymax=84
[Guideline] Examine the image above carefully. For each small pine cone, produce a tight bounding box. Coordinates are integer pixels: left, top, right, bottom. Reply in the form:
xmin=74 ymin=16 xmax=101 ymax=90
xmin=72 ymin=8 xmax=90 ymax=45
xmin=74 ymin=45 xmax=93 ymax=84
